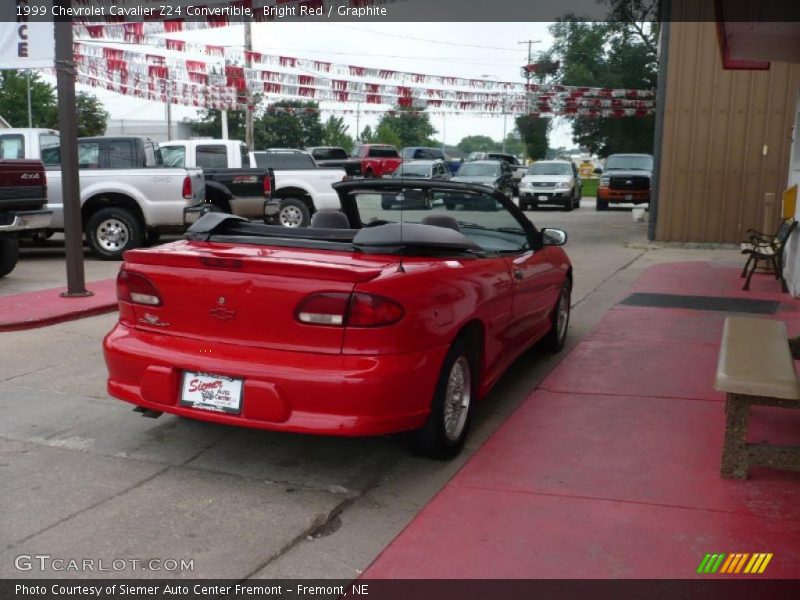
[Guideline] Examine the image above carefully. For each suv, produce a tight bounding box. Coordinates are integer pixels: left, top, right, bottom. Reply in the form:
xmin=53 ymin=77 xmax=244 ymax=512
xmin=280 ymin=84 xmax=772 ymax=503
xmin=596 ymin=153 xmax=654 ymax=211
xmin=519 ymin=160 xmax=581 ymax=212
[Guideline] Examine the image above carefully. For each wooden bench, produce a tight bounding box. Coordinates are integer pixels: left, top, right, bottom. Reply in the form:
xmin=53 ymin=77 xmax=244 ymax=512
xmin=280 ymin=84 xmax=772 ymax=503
xmin=715 ymin=317 xmax=800 ymax=479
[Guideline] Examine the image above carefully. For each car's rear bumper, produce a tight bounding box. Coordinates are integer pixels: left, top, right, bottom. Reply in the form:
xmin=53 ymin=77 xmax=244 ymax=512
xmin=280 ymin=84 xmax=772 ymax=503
xmin=103 ymin=323 xmax=448 ymax=436
xmin=597 ymin=187 xmax=650 ymax=203
xmin=0 ymin=210 xmax=52 ymax=233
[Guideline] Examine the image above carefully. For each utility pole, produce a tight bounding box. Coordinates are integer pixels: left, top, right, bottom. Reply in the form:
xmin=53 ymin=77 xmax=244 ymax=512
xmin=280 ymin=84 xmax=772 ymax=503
xmin=166 ymin=87 xmax=172 ymax=141
xmin=355 ymin=101 xmax=361 ymax=142
xmin=221 ymin=110 xmax=229 ymax=139
xmin=26 ymin=70 xmax=33 ymax=127
xmin=518 ymin=39 xmax=541 ymax=115
xmin=54 ymin=19 xmax=90 ymax=297
xmin=244 ymin=22 xmax=254 ymax=150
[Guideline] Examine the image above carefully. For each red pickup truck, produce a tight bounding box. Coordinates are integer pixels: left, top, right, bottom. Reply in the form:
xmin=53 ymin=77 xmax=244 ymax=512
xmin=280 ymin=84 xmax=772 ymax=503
xmin=352 ymin=144 xmax=403 ymax=178
xmin=0 ymin=159 xmax=52 ymax=277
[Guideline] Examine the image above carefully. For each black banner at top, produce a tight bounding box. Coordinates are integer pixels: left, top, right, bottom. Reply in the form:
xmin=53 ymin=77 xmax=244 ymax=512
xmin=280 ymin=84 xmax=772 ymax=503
xmin=3 ymin=0 xmax=800 ymax=23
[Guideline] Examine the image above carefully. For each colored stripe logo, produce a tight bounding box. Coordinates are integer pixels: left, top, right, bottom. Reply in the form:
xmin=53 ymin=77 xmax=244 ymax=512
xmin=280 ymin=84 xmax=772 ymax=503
xmin=697 ymin=553 xmax=773 ymax=574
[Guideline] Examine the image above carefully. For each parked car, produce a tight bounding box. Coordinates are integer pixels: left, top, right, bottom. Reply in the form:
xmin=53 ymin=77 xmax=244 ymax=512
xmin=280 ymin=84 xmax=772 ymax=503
xmin=519 ymin=160 xmax=582 ymax=211
xmin=401 ymin=147 xmax=461 ymax=175
xmin=0 ymin=129 xmax=204 ymax=259
xmin=382 ymin=159 xmax=451 ymax=209
xmin=103 ymin=179 xmax=571 ymax=458
xmin=159 ymin=139 xmax=272 ymax=223
xmin=451 ymin=160 xmax=514 ymax=202
xmin=350 ymin=144 xmax=403 ymax=178
xmin=250 ymin=149 xmax=346 ymax=228
xmin=306 ymin=146 xmax=362 ymax=178
xmin=596 ymin=153 xmax=654 ymax=211
xmin=465 ymin=151 xmax=527 ymax=195
xmin=0 ymin=158 xmax=52 ymax=277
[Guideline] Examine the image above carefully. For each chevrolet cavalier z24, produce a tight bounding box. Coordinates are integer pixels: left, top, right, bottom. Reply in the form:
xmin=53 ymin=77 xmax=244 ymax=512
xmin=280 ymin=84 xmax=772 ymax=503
xmin=103 ymin=180 xmax=572 ymax=458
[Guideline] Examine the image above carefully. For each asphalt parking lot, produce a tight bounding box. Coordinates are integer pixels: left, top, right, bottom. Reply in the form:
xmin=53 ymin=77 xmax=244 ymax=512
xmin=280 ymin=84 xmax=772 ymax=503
xmin=1 ymin=200 xmax=655 ymax=579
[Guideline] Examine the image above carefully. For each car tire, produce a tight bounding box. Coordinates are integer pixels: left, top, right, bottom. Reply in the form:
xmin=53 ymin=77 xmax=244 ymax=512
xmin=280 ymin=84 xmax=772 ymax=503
xmin=145 ymin=230 xmax=162 ymax=246
xmin=365 ymin=169 xmax=375 ymax=179
xmin=409 ymin=336 xmax=477 ymax=460
xmin=0 ymin=235 xmax=20 ymax=278
xmin=520 ymin=201 xmax=528 ymax=211
xmin=86 ymin=207 xmax=144 ymax=260
xmin=542 ymin=279 xmax=571 ymax=353
xmin=381 ymin=200 xmax=392 ymax=210
xmin=596 ymin=198 xmax=608 ymax=211
xmin=562 ymin=197 xmax=574 ymax=212
xmin=278 ymin=198 xmax=311 ymax=228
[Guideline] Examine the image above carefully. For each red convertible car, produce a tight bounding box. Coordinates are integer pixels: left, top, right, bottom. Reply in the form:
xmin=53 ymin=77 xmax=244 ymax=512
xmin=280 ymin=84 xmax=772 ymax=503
xmin=104 ymin=180 xmax=572 ymax=458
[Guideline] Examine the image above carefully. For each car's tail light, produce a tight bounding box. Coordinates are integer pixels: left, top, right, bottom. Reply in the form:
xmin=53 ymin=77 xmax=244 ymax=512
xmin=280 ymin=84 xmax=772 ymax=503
xmin=296 ymin=292 xmax=404 ymax=327
xmin=296 ymin=292 xmax=350 ymax=326
xmin=182 ymin=176 xmax=192 ymax=199
xmin=263 ymin=172 xmax=272 ymax=196
xmin=117 ymin=270 xmax=162 ymax=306
xmin=347 ymin=293 xmax=404 ymax=327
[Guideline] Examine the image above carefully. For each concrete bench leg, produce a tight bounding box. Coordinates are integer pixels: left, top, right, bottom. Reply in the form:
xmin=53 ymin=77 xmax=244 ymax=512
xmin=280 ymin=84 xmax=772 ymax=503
xmin=721 ymin=393 xmax=750 ymax=479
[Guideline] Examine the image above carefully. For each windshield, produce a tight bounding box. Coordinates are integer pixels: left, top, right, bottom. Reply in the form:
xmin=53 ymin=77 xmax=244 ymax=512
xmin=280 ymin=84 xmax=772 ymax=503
xmin=160 ymin=146 xmax=186 ymax=168
xmin=351 ymin=188 xmax=528 ymax=254
xmin=457 ymin=163 xmax=500 ymax=177
xmin=527 ymin=163 xmax=572 ymax=176
xmin=391 ymin=164 xmax=431 ymax=178
xmin=605 ymin=155 xmax=653 ymax=171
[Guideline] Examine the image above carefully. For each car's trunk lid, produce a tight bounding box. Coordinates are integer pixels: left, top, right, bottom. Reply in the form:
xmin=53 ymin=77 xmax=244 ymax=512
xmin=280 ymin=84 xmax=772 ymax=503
xmin=121 ymin=241 xmax=394 ymax=354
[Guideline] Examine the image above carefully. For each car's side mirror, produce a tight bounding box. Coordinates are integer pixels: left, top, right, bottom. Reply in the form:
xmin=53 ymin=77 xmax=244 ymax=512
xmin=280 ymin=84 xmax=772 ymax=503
xmin=541 ymin=228 xmax=567 ymax=246
xmin=593 ymin=167 xmax=603 ymax=174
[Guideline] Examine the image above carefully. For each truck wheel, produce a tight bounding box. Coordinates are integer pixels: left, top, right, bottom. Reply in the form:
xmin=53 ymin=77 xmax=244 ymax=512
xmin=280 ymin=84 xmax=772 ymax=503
xmin=0 ymin=235 xmax=20 ymax=278
xmin=86 ymin=207 xmax=144 ymax=260
xmin=145 ymin=230 xmax=162 ymax=246
xmin=365 ymin=169 xmax=375 ymax=179
xmin=278 ymin=198 xmax=310 ymax=228
xmin=596 ymin=198 xmax=608 ymax=211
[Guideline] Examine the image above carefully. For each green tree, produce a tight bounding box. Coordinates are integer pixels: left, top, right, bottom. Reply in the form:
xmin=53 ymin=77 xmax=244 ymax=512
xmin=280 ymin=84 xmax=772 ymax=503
xmin=75 ymin=92 xmax=109 ymax=137
xmin=503 ymin=131 xmax=527 ymax=158
xmin=0 ymin=70 xmax=58 ymax=128
xmin=321 ymin=115 xmax=353 ymax=151
xmin=456 ymin=135 xmax=500 ymax=154
xmin=187 ymin=109 xmax=246 ymax=141
xmin=359 ymin=125 xmax=375 ymax=143
xmin=255 ymin=100 xmax=324 ymax=149
xmin=516 ymin=115 xmax=550 ymax=160
xmin=545 ymin=1 xmax=658 ymax=155
xmin=373 ymin=107 xmax=437 ymax=148
xmin=374 ymin=121 xmax=402 ymax=148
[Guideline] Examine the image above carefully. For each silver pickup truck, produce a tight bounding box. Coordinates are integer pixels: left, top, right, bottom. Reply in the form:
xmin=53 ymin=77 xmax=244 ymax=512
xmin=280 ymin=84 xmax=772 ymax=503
xmin=0 ymin=129 xmax=204 ymax=259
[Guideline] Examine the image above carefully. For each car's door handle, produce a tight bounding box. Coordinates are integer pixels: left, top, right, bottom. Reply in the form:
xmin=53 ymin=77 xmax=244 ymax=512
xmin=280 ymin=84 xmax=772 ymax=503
xmin=514 ymin=270 xmax=524 ymax=281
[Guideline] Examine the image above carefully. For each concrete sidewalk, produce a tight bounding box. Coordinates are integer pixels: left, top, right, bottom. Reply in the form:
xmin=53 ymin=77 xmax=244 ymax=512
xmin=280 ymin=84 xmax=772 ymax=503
xmin=364 ymin=260 xmax=800 ymax=579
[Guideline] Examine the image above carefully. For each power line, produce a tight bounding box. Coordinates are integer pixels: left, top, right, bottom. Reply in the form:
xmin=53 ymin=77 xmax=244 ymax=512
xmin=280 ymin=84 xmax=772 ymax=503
xmin=329 ymin=24 xmax=522 ymax=52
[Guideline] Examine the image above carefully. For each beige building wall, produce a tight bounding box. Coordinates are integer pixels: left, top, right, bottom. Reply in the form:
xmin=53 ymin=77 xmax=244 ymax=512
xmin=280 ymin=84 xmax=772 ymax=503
xmin=655 ymin=19 xmax=800 ymax=243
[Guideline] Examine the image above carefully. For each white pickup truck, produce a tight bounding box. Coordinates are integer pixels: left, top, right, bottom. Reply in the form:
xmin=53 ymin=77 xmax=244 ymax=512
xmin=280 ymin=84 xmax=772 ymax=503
xmin=0 ymin=129 xmax=204 ymax=259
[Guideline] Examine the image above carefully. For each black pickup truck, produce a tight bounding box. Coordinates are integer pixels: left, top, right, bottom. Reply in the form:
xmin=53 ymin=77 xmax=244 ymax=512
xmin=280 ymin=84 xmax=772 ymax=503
xmin=159 ymin=140 xmax=273 ymax=224
xmin=306 ymin=146 xmax=363 ymax=178
xmin=0 ymin=159 xmax=52 ymax=277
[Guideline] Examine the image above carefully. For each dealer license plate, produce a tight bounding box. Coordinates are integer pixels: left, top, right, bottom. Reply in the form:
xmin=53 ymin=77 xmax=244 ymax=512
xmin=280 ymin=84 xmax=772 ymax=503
xmin=624 ymin=194 xmax=633 ymax=201
xmin=538 ymin=195 xmax=548 ymax=201
xmin=180 ymin=371 xmax=243 ymax=414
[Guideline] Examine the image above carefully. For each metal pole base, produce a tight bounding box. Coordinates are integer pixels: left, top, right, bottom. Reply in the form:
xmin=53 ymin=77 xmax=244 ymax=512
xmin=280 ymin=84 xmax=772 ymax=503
xmin=59 ymin=290 xmax=94 ymax=298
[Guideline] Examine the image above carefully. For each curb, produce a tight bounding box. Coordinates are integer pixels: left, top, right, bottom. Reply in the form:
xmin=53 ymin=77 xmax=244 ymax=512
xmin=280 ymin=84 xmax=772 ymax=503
xmin=0 ymin=278 xmax=118 ymax=332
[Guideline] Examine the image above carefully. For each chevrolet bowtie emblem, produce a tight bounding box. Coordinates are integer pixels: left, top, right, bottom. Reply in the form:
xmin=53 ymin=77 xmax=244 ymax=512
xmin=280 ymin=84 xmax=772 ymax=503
xmin=209 ymin=306 xmax=236 ymax=320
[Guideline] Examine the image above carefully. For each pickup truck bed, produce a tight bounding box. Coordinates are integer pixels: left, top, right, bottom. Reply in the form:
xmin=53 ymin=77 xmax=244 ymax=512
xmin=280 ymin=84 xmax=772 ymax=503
xmin=0 ymin=159 xmax=52 ymax=277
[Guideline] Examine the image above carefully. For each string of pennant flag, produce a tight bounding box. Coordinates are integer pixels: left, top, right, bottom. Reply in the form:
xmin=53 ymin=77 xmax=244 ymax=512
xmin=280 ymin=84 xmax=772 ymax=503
xmin=68 ymin=17 xmax=655 ymax=118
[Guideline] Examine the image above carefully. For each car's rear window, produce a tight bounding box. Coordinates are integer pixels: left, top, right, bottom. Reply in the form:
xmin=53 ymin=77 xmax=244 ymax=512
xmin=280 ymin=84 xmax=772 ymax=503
xmin=312 ymin=148 xmax=348 ymax=160
xmin=366 ymin=147 xmax=399 ymax=158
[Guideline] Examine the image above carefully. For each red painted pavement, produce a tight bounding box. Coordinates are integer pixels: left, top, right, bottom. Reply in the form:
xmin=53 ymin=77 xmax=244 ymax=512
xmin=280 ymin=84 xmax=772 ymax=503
xmin=0 ymin=279 xmax=117 ymax=331
xmin=364 ymin=262 xmax=800 ymax=579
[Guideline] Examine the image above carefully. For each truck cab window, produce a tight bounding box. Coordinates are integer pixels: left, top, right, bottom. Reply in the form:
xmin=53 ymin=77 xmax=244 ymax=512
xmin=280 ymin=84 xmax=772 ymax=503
xmin=196 ymin=145 xmax=228 ymax=169
xmin=161 ymin=146 xmax=186 ymax=168
xmin=107 ymin=141 xmax=135 ymax=168
xmin=0 ymin=135 xmax=25 ymax=159
xmin=77 ymin=143 xmax=100 ymax=169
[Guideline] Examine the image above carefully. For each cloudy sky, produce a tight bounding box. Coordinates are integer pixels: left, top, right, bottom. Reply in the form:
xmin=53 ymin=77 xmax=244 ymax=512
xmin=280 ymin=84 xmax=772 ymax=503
xmin=70 ymin=21 xmax=576 ymax=149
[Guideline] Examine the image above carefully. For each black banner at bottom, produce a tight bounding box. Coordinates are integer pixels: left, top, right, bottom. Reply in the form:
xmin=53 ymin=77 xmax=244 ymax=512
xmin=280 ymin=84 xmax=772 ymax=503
xmin=3 ymin=579 xmax=800 ymax=600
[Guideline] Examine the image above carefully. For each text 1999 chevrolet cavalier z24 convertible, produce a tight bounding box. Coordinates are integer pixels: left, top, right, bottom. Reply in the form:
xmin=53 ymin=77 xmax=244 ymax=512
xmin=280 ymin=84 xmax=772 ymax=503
xmin=103 ymin=179 xmax=572 ymax=458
